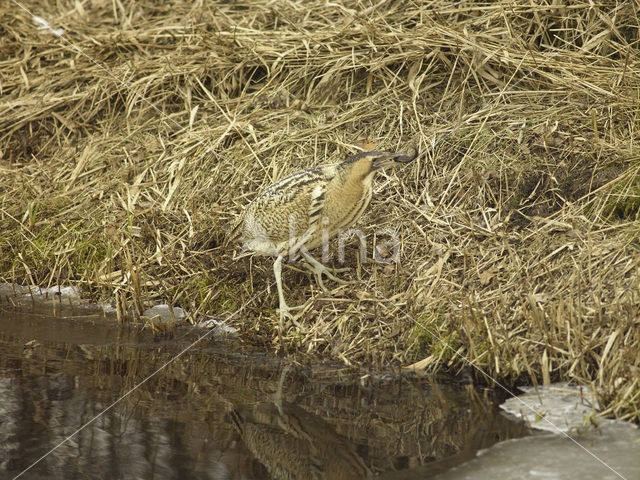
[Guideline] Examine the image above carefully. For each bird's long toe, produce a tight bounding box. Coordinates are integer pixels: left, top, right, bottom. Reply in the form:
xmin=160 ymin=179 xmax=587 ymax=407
xmin=305 ymin=261 xmax=354 ymax=292
xmin=328 ymin=265 xmax=351 ymax=274
xmin=277 ymin=299 xmax=312 ymax=331
xmin=278 ymin=306 xmax=302 ymax=330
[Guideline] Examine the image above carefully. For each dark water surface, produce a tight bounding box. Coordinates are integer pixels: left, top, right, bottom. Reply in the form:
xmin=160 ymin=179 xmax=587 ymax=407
xmin=0 ymin=306 xmax=527 ymax=480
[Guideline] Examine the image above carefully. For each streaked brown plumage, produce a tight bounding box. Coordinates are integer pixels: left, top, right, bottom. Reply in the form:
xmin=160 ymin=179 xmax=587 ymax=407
xmin=227 ymin=150 xmax=416 ymax=329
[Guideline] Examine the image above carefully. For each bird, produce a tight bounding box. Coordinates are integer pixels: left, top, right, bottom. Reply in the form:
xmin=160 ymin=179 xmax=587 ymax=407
xmin=226 ymin=150 xmax=417 ymax=329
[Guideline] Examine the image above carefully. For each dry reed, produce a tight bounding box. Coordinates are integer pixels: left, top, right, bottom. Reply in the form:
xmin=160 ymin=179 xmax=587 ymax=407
xmin=1 ymin=0 xmax=639 ymax=421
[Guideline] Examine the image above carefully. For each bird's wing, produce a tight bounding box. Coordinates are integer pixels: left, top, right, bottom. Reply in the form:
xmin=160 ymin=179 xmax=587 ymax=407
xmin=283 ymin=179 xmax=328 ymax=255
xmin=236 ymin=169 xmax=321 ymax=252
xmin=307 ymin=182 xmax=327 ymax=235
xmin=254 ymin=168 xmax=322 ymax=208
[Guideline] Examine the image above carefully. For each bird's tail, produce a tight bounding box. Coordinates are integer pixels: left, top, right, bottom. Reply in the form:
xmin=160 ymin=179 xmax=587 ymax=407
xmin=222 ymin=217 xmax=243 ymax=248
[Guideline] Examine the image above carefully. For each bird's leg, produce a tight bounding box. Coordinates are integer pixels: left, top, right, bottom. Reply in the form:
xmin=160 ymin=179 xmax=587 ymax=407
xmin=300 ymin=250 xmax=354 ymax=293
xmin=273 ymin=255 xmax=306 ymax=330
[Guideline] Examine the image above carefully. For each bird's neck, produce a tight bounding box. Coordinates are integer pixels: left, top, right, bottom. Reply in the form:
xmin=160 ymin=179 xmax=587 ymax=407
xmin=336 ymin=170 xmax=374 ymax=204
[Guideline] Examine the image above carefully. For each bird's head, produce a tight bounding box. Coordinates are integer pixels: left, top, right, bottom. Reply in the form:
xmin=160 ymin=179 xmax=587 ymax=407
xmin=342 ymin=150 xmax=417 ymax=180
xmin=370 ymin=151 xmax=417 ymax=170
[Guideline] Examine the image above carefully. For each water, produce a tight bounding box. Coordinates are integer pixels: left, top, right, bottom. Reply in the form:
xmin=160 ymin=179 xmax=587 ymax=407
xmin=0 ymin=305 xmax=528 ymax=479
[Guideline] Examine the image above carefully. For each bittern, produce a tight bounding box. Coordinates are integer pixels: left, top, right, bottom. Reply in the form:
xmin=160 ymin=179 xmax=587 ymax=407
xmin=227 ymin=150 xmax=416 ymax=329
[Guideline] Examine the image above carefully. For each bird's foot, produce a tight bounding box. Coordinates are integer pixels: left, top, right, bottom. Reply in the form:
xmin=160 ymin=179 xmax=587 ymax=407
xmin=301 ymin=253 xmax=355 ymax=293
xmin=277 ymin=299 xmax=311 ymax=332
xmin=308 ymin=264 xmax=352 ymax=292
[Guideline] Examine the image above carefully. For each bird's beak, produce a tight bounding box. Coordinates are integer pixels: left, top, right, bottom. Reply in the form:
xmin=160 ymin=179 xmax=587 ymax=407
xmin=372 ymin=152 xmax=418 ymax=170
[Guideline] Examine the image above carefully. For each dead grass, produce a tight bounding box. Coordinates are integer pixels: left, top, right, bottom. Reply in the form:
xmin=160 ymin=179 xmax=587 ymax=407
xmin=1 ymin=0 xmax=639 ymax=421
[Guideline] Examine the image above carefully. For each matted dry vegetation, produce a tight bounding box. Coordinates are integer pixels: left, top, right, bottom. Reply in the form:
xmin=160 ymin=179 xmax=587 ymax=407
xmin=1 ymin=1 xmax=639 ymax=421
